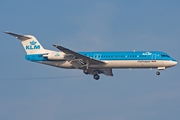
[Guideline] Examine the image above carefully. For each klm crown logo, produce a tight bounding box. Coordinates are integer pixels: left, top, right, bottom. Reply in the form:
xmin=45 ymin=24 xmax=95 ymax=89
xmin=55 ymin=53 xmax=60 ymax=57
xmin=30 ymin=40 xmax=37 ymax=45
xmin=26 ymin=40 xmax=40 ymax=50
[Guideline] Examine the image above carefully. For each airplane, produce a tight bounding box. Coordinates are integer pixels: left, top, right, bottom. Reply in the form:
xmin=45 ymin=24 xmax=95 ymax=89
xmin=4 ymin=31 xmax=177 ymax=80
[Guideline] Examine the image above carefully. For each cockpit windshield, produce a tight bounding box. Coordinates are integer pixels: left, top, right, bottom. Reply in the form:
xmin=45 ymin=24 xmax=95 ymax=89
xmin=161 ymin=54 xmax=170 ymax=57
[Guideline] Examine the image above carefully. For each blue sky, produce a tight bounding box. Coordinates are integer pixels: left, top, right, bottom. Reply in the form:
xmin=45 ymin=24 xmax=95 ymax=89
xmin=0 ymin=0 xmax=180 ymax=120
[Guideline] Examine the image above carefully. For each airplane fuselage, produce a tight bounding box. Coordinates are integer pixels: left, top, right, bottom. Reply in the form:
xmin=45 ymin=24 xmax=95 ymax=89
xmin=25 ymin=51 xmax=177 ymax=69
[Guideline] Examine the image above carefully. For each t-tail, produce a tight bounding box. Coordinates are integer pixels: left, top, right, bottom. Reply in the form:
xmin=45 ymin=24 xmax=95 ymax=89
xmin=4 ymin=31 xmax=47 ymax=54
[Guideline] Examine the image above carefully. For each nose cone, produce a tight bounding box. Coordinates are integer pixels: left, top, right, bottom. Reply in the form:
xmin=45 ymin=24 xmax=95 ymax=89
xmin=171 ymin=60 xmax=178 ymax=66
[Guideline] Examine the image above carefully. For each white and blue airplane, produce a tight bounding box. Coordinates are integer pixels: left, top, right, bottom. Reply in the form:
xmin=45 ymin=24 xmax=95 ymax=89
xmin=5 ymin=32 xmax=177 ymax=80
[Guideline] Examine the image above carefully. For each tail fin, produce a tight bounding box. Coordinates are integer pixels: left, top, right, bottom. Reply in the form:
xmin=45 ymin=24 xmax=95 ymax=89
xmin=4 ymin=31 xmax=46 ymax=54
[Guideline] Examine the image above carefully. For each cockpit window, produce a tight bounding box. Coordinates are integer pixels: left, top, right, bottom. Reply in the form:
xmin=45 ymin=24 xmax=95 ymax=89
xmin=161 ymin=54 xmax=170 ymax=57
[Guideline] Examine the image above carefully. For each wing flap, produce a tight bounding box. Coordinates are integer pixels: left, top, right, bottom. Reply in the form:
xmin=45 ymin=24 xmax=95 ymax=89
xmin=85 ymin=68 xmax=113 ymax=76
xmin=64 ymin=54 xmax=86 ymax=68
xmin=101 ymin=69 xmax=113 ymax=76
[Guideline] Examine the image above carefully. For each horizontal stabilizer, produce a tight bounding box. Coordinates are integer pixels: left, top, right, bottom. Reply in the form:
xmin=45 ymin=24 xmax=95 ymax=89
xmin=4 ymin=31 xmax=31 ymax=41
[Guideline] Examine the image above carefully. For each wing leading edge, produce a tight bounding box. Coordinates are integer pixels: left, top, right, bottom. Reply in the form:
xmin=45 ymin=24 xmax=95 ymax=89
xmin=53 ymin=44 xmax=105 ymax=65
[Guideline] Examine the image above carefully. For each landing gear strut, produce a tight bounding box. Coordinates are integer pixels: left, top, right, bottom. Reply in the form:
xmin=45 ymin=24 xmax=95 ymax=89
xmin=156 ymin=71 xmax=160 ymax=75
xmin=93 ymin=74 xmax=100 ymax=80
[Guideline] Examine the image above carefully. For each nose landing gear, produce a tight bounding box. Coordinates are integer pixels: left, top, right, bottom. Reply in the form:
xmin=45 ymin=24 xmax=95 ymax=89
xmin=156 ymin=71 xmax=160 ymax=75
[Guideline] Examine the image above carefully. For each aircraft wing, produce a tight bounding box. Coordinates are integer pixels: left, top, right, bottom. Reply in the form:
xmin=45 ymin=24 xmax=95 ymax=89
xmin=53 ymin=45 xmax=105 ymax=68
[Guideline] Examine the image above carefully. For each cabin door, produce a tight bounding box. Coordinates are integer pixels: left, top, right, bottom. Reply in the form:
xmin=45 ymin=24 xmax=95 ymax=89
xmin=94 ymin=54 xmax=101 ymax=60
xmin=152 ymin=54 xmax=156 ymax=62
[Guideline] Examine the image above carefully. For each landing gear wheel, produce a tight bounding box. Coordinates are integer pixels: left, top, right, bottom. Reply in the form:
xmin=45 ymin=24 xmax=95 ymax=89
xmin=83 ymin=69 xmax=89 ymax=74
xmin=156 ymin=71 xmax=160 ymax=75
xmin=93 ymin=74 xmax=100 ymax=80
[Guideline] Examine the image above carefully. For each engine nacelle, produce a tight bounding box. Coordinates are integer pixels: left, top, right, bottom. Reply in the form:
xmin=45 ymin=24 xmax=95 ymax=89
xmin=43 ymin=52 xmax=65 ymax=60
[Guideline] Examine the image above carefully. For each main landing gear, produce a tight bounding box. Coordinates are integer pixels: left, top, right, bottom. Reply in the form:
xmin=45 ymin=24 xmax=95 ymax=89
xmin=83 ymin=69 xmax=100 ymax=80
xmin=156 ymin=71 xmax=160 ymax=75
xmin=93 ymin=74 xmax=100 ymax=80
xmin=83 ymin=69 xmax=89 ymax=74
